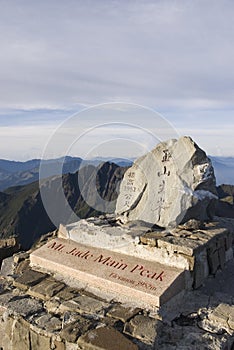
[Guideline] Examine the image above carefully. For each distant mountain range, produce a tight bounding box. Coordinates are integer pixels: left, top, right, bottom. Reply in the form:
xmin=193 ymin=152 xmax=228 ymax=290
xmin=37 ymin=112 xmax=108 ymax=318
xmin=0 ymin=157 xmax=80 ymax=191
xmin=0 ymin=155 xmax=232 ymax=191
xmin=209 ymin=156 xmax=234 ymax=185
xmin=0 ymin=155 xmax=233 ymax=251
xmin=0 ymin=157 xmax=132 ymax=191
xmin=0 ymin=162 xmax=127 ymax=249
xmin=0 ymin=155 xmax=233 ymax=193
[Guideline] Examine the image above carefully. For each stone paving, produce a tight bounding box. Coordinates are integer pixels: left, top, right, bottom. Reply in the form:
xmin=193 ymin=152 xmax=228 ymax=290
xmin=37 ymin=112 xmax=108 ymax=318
xmin=0 ymin=218 xmax=234 ymax=349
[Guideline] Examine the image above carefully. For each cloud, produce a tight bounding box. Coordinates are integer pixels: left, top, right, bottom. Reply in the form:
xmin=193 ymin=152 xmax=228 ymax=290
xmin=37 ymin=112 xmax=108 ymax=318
xmin=0 ymin=125 xmax=54 ymax=160
xmin=0 ymin=1 xmax=233 ymax=159
xmin=0 ymin=0 xmax=233 ymax=110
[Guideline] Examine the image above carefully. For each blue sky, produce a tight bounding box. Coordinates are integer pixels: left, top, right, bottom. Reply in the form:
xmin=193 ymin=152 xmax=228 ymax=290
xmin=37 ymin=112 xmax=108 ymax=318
xmin=0 ymin=0 xmax=234 ymax=160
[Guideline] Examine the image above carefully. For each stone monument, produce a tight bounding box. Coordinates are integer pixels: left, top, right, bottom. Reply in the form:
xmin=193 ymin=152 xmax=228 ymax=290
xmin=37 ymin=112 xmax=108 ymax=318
xmin=28 ymin=137 xmax=232 ymax=311
xmin=1 ymin=136 xmax=234 ymax=349
xmin=116 ymin=136 xmax=218 ymax=227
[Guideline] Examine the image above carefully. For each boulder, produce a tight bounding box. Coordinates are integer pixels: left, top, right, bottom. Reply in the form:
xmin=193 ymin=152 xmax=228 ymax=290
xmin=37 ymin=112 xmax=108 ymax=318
xmin=115 ymin=136 xmax=217 ymax=228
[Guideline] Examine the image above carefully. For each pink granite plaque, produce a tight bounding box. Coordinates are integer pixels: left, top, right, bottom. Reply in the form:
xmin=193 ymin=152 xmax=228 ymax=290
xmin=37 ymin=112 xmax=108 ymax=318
xmin=30 ymin=238 xmax=185 ymax=307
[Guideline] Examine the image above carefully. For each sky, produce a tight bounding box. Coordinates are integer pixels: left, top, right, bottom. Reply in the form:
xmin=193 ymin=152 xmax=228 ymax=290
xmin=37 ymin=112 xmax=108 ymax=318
xmin=0 ymin=0 xmax=234 ymax=160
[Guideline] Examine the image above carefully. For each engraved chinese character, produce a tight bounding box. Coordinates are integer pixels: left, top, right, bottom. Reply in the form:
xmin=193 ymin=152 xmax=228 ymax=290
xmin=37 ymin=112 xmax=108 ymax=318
xmin=124 ymin=193 xmax=133 ymax=207
xmin=158 ymin=180 xmax=165 ymax=194
xmin=128 ymin=172 xmax=135 ymax=179
xmin=124 ymin=193 xmax=132 ymax=201
xmin=127 ymin=179 xmax=134 ymax=186
xmin=158 ymin=166 xmax=170 ymax=177
xmin=162 ymin=149 xmax=172 ymax=162
xmin=156 ymin=197 xmax=165 ymax=221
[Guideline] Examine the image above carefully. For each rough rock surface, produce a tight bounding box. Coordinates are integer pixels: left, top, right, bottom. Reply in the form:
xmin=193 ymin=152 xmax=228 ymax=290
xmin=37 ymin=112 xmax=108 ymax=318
xmin=0 ymin=218 xmax=234 ymax=349
xmin=0 ymin=237 xmax=20 ymax=266
xmin=116 ymin=136 xmax=217 ymax=228
xmin=59 ymin=216 xmax=234 ymax=290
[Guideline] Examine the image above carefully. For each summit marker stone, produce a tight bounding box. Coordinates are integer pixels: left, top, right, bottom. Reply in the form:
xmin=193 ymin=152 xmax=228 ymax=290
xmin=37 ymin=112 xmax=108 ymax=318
xmin=116 ymin=136 xmax=217 ymax=228
xmin=30 ymin=238 xmax=185 ymax=307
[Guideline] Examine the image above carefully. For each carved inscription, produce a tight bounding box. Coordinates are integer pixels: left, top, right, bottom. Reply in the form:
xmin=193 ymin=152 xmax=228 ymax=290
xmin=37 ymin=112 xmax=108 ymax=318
xmin=123 ymin=171 xmax=137 ymax=207
xmin=30 ymin=239 xmax=185 ymax=307
xmin=153 ymin=149 xmax=173 ymax=220
xmin=162 ymin=149 xmax=172 ymax=162
xmin=47 ymin=241 xmax=165 ymax=286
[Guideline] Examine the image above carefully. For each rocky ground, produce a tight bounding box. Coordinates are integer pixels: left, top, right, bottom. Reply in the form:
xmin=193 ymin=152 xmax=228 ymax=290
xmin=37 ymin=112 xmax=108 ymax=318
xmin=1 ymin=226 xmax=234 ymax=350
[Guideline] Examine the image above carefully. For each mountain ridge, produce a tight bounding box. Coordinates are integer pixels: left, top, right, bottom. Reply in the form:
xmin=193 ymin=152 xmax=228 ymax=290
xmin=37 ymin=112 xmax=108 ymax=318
xmin=0 ymin=159 xmax=233 ymax=251
xmin=0 ymin=157 xmax=132 ymax=191
xmin=0 ymin=155 xmax=233 ymax=191
xmin=209 ymin=156 xmax=234 ymax=185
xmin=0 ymin=162 xmax=127 ymax=249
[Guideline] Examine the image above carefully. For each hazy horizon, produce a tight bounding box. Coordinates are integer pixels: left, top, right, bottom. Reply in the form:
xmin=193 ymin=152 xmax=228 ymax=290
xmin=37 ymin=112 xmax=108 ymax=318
xmin=1 ymin=151 xmax=234 ymax=164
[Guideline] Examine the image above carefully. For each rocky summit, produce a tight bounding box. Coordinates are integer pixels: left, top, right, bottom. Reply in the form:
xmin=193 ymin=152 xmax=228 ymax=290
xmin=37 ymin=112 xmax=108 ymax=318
xmin=116 ymin=136 xmax=218 ymax=228
xmin=1 ymin=217 xmax=234 ymax=350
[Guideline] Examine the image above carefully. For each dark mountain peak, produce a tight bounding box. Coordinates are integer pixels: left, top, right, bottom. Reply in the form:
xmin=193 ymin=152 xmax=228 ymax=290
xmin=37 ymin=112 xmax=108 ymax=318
xmin=0 ymin=191 xmax=10 ymax=202
xmin=217 ymin=184 xmax=234 ymax=198
xmin=0 ymin=163 xmax=127 ymax=249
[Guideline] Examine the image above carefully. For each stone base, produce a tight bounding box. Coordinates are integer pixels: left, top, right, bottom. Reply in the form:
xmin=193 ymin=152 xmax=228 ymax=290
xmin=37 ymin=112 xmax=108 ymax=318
xmin=30 ymin=238 xmax=186 ymax=308
xmin=58 ymin=216 xmax=234 ymax=289
xmin=1 ymin=233 xmax=234 ymax=349
xmin=1 ymin=216 xmax=233 ymax=349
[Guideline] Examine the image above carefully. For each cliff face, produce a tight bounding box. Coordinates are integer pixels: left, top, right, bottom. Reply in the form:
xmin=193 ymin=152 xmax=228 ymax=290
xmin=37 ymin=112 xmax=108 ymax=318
xmin=0 ymin=162 xmax=127 ymax=249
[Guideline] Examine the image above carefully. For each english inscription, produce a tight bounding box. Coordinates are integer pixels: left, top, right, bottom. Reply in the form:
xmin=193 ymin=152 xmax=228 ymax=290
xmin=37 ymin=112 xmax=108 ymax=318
xmin=47 ymin=241 xmax=165 ymax=282
xmin=30 ymin=238 xmax=185 ymax=307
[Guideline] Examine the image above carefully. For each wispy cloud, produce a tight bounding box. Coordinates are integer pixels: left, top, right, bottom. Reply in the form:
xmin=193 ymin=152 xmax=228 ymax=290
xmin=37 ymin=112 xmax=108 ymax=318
xmin=0 ymin=1 xmax=233 ymax=109
xmin=0 ymin=1 xmax=233 ymax=159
